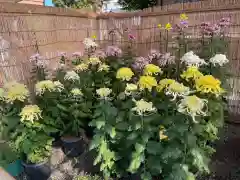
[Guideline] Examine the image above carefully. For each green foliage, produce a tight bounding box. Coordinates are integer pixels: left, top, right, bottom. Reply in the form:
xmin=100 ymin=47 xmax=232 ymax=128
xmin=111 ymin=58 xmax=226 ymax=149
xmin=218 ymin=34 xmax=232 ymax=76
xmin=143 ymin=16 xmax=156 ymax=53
xmin=118 ymin=0 xmax=157 ymax=10
xmin=14 ymin=128 xmax=53 ymax=164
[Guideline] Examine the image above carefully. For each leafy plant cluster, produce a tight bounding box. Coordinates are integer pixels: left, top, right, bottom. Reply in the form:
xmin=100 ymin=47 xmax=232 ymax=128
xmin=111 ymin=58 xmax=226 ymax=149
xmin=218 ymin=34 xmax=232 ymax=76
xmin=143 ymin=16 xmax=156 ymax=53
xmin=0 ymin=15 xmax=230 ymax=179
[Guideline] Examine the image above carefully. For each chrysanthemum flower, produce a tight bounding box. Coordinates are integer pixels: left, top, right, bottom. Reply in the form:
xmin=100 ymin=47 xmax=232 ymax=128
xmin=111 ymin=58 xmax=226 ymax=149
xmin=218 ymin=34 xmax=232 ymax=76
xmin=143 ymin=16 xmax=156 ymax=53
xmin=64 ymin=71 xmax=80 ymax=82
xmin=20 ymin=105 xmax=42 ymax=123
xmin=124 ymin=83 xmax=138 ymax=96
xmin=53 ymin=81 xmax=64 ymax=92
xmin=195 ymin=75 xmax=224 ymax=96
xmin=159 ymin=126 xmax=168 ymax=140
xmin=178 ymin=95 xmax=207 ymax=123
xmin=71 ymin=88 xmax=83 ymax=96
xmin=106 ymin=46 xmax=122 ymax=57
xmin=165 ymin=81 xmax=190 ymax=100
xmin=132 ymin=99 xmax=156 ymax=116
xmin=156 ymin=78 xmax=175 ymax=92
xmin=116 ymin=67 xmax=134 ymax=81
xmin=88 ymin=57 xmax=102 ymax=66
xmin=98 ymin=63 xmax=110 ymax=72
xmin=74 ymin=63 xmax=88 ymax=72
xmin=138 ymin=76 xmax=157 ymax=92
xmin=35 ymin=80 xmax=55 ymax=95
xmin=181 ymin=51 xmax=206 ymax=67
xmin=180 ymin=13 xmax=188 ymax=20
xmin=143 ymin=64 xmax=162 ymax=76
xmin=4 ymin=82 xmax=29 ymax=103
xmin=83 ymin=38 xmax=98 ymax=49
xmin=209 ymin=54 xmax=229 ymax=66
xmin=165 ymin=23 xmax=172 ymax=30
xmin=181 ymin=66 xmax=203 ymax=81
xmin=96 ymin=88 xmax=112 ymax=99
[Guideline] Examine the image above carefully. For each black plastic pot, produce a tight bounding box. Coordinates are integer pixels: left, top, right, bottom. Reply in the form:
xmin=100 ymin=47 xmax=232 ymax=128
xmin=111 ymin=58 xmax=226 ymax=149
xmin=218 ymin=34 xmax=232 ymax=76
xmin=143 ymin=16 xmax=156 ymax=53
xmin=22 ymin=161 xmax=51 ymax=180
xmin=61 ymin=136 xmax=85 ymax=157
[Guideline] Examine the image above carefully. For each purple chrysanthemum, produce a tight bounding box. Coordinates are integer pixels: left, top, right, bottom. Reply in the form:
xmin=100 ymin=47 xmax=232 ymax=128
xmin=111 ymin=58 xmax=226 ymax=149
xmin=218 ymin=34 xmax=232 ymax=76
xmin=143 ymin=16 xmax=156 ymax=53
xmin=106 ymin=46 xmax=122 ymax=57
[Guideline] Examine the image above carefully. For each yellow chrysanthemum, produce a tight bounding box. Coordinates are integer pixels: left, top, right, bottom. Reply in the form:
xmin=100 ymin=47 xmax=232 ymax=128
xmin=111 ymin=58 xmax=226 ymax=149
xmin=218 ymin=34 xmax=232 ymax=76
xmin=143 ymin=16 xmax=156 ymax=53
xmin=88 ymin=57 xmax=101 ymax=65
xmin=74 ymin=63 xmax=88 ymax=72
xmin=116 ymin=67 xmax=134 ymax=81
xmin=138 ymin=76 xmax=157 ymax=92
xmin=157 ymin=24 xmax=162 ymax=28
xmin=71 ymin=88 xmax=83 ymax=96
xmin=35 ymin=80 xmax=55 ymax=95
xmin=20 ymin=105 xmax=42 ymax=124
xmin=125 ymin=83 xmax=138 ymax=96
xmin=159 ymin=126 xmax=168 ymax=140
xmin=165 ymin=23 xmax=172 ymax=31
xmin=156 ymin=79 xmax=175 ymax=92
xmin=96 ymin=88 xmax=112 ymax=99
xmin=178 ymin=95 xmax=207 ymax=123
xmin=132 ymin=99 xmax=156 ymax=116
xmin=92 ymin=35 xmax=97 ymax=39
xmin=195 ymin=75 xmax=224 ymax=96
xmin=180 ymin=13 xmax=188 ymax=20
xmin=98 ymin=63 xmax=110 ymax=72
xmin=4 ymin=82 xmax=29 ymax=103
xmin=166 ymin=81 xmax=190 ymax=100
xmin=181 ymin=66 xmax=203 ymax=82
xmin=143 ymin=64 xmax=162 ymax=76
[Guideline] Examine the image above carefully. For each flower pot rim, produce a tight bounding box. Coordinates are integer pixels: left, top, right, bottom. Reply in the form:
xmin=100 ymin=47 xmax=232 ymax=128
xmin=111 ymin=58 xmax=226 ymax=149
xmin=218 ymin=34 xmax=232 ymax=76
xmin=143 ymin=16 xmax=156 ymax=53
xmin=21 ymin=160 xmax=48 ymax=168
xmin=61 ymin=136 xmax=82 ymax=143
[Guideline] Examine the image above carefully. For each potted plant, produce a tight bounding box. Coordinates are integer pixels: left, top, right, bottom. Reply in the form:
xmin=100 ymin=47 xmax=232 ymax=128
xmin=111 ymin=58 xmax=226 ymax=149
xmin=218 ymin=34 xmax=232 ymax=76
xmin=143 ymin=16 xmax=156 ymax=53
xmin=59 ymin=88 xmax=91 ymax=157
xmin=0 ymin=82 xmax=30 ymax=177
xmin=15 ymin=128 xmax=53 ymax=180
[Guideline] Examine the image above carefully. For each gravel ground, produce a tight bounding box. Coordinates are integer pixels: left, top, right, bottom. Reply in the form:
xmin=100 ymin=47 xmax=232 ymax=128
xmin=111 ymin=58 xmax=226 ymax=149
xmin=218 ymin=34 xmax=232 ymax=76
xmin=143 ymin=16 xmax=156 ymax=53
xmin=16 ymin=123 xmax=240 ymax=180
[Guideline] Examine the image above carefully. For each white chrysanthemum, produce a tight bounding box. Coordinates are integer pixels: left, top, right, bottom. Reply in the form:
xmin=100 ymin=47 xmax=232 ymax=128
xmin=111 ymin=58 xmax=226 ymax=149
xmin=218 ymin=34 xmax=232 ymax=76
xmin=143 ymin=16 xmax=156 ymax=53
xmin=181 ymin=51 xmax=207 ymax=67
xmin=124 ymin=83 xmax=138 ymax=96
xmin=178 ymin=95 xmax=207 ymax=123
xmin=83 ymin=38 xmax=98 ymax=49
xmin=54 ymin=81 xmax=64 ymax=92
xmin=35 ymin=80 xmax=55 ymax=95
xmin=165 ymin=82 xmax=190 ymax=100
xmin=209 ymin=54 xmax=229 ymax=66
xmin=64 ymin=71 xmax=80 ymax=82
xmin=132 ymin=99 xmax=156 ymax=116
xmin=71 ymin=88 xmax=83 ymax=97
xmin=96 ymin=88 xmax=112 ymax=99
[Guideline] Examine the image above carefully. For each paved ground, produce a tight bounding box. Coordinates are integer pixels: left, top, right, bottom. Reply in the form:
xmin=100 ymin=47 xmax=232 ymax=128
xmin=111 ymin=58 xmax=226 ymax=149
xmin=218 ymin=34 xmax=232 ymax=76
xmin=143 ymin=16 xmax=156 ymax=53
xmin=17 ymin=123 xmax=240 ymax=180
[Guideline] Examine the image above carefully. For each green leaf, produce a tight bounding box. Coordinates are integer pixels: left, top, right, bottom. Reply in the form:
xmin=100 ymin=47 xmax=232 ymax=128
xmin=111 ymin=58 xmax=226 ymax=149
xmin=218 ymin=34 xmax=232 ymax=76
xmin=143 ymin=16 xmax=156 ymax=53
xmin=89 ymin=135 xmax=102 ymax=150
xmin=191 ymin=148 xmax=210 ymax=173
xmin=147 ymin=156 xmax=162 ymax=174
xmin=135 ymin=143 xmax=145 ymax=153
xmin=115 ymin=122 xmax=129 ymax=130
xmin=141 ymin=172 xmax=152 ymax=180
xmin=128 ymin=153 xmax=143 ymax=173
xmin=146 ymin=141 xmax=162 ymax=155
xmin=95 ymin=118 xmax=105 ymax=129
xmin=57 ymin=104 xmax=68 ymax=112
xmin=127 ymin=132 xmax=138 ymax=140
